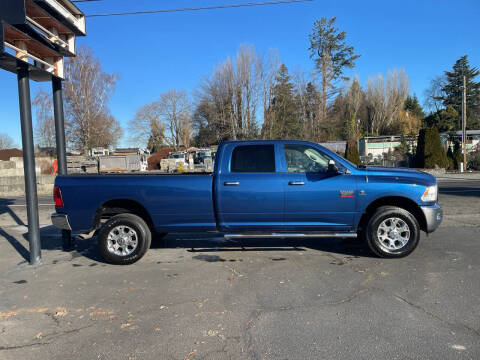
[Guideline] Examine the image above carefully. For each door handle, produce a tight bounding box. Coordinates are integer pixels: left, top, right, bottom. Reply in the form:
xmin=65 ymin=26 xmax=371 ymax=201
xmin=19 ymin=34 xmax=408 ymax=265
xmin=224 ymin=181 xmax=240 ymax=186
xmin=288 ymin=181 xmax=305 ymax=186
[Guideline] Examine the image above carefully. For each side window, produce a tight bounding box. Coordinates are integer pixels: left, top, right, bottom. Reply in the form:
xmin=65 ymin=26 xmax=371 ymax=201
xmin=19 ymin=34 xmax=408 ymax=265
xmin=231 ymin=145 xmax=276 ymax=173
xmin=284 ymin=144 xmax=332 ymax=173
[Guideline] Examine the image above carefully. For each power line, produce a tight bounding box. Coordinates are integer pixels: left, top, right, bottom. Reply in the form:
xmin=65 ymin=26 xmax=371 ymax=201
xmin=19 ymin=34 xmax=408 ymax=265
xmin=84 ymin=0 xmax=314 ymax=18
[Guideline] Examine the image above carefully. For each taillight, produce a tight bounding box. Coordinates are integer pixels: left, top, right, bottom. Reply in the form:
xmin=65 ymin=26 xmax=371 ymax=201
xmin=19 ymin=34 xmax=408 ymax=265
xmin=53 ymin=185 xmax=64 ymax=207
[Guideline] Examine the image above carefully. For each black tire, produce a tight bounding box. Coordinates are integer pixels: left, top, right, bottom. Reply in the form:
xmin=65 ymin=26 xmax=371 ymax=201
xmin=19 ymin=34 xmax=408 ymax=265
xmin=98 ymin=214 xmax=151 ymax=265
xmin=364 ymin=206 xmax=420 ymax=258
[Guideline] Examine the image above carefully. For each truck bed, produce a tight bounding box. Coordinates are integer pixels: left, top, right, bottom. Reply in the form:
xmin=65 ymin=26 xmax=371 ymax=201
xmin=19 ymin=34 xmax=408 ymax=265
xmin=55 ymin=173 xmax=216 ymax=232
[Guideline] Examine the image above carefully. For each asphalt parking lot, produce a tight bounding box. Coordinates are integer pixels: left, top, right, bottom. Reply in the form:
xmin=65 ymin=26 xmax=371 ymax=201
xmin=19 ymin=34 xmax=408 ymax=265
xmin=0 ymin=177 xmax=479 ymax=359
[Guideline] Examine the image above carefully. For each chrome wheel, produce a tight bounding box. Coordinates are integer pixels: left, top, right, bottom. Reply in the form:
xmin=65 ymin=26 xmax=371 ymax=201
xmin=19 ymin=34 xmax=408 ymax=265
xmin=376 ymin=217 xmax=410 ymax=251
xmin=107 ymin=225 xmax=138 ymax=256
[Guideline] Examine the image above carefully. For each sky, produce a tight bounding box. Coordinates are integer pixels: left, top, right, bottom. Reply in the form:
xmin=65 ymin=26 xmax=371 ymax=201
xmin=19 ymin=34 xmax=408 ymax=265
xmin=1 ymin=0 xmax=479 ymax=147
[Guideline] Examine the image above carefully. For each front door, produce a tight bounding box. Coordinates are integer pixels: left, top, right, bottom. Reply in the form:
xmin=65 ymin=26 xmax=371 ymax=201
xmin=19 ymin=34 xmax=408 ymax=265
xmin=215 ymin=144 xmax=284 ymax=232
xmin=282 ymin=144 xmax=357 ymax=231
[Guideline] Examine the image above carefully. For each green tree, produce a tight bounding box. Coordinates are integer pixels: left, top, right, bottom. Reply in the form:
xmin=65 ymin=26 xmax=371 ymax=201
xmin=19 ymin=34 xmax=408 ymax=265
xmin=452 ymin=140 xmax=463 ymax=170
xmin=446 ymin=146 xmax=454 ymax=170
xmin=415 ymin=127 xmax=448 ymax=169
xmin=342 ymin=77 xmax=363 ymax=141
xmin=262 ymin=64 xmax=301 ymax=139
xmin=396 ymin=134 xmax=410 ymax=155
xmin=309 ymin=17 xmax=360 ymax=138
xmin=344 ymin=140 xmax=360 ymax=165
xmin=303 ymin=82 xmax=320 ymax=140
xmin=404 ymin=94 xmax=425 ymax=119
xmin=423 ymin=105 xmax=459 ymax=132
xmin=440 ymin=55 xmax=480 ymax=129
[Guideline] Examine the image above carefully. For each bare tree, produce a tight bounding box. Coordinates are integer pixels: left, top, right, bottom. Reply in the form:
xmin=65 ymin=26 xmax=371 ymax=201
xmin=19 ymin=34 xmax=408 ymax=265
xmin=233 ymin=44 xmax=262 ymax=139
xmin=89 ymin=113 xmax=123 ymax=149
xmin=128 ymin=102 xmax=165 ymax=149
xmin=33 ymin=89 xmax=56 ymax=148
xmin=158 ymin=89 xmax=192 ymax=149
xmin=0 ymin=133 xmax=16 ymax=149
xmin=424 ymin=75 xmax=446 ymax=113
xmin=63 ymin=46 xmax=119 ymax=153
xmin=292 ymin=69 xmax=309 ymax=136
xmin=366 ymin=69 xmax=409 ymax=135
xmin=179 ymin=112 xmax=192 ymax=149
xmin=259 ymin=49 xmax=280 ymax=139
xmin=196 ymin=44 xmax=265 ymax=142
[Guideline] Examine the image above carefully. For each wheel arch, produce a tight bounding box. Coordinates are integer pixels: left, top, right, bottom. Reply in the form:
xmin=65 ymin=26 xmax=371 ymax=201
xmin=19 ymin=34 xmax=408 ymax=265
xmin=358 ymin=196 xmax=427 ymax=232
xmin=93 ymin=199 xmax=154 ymax=231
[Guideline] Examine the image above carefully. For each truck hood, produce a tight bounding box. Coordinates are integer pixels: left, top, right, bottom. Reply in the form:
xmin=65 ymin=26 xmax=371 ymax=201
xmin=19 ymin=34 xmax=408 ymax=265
xmin=358 ymin=166 xmax=437 ymax=186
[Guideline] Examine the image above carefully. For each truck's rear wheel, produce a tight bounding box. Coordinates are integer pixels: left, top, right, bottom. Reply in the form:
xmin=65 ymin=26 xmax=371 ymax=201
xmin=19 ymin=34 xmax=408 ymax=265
xmin=98 ymin=214 xmax=151 ymax=265
xmin=364 ymin=206 xmax=420 ymax=258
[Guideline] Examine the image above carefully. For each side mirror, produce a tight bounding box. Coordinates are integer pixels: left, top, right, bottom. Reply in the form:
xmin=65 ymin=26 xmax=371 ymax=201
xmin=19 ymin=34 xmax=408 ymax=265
xmin=327 ymin=159 xmax=338 ymax=174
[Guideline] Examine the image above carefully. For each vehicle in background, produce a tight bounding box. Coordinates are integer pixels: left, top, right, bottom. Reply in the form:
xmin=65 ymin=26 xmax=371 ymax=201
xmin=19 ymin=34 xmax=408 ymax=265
xmin=168 ymin=151 xmax=187 ymax=168
xmin=195 ymin=149 xmax=213 ymax=164
xmin=52 ymin=140 xmax=442 ymax=265
xmin=98 ymin=149 xmax=149 ymax=173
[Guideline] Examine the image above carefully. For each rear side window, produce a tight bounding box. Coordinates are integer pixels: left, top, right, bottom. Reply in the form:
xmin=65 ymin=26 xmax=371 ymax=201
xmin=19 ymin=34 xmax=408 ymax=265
xmin=231 ymin=145 xmax=276 ymax=173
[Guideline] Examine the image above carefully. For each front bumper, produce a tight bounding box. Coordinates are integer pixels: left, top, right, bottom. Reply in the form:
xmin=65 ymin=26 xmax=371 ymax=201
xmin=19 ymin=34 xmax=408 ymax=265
xmin=420 ymin=203 xmax=443 ymax=233
xmin=51 ymin=213 xmax=72 ymax=230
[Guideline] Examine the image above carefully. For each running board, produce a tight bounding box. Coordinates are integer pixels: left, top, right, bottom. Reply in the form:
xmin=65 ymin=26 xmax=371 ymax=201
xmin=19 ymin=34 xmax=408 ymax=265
xmin=224 ymin=232 xmax=357 ymax=240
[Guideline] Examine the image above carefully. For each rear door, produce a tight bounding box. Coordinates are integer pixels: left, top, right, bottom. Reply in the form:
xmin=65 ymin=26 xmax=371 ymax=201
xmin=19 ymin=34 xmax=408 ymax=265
xmin=215 ymin=143 xmax=284 ymax=231
xmin=281 ymin=144 xmax=357 ymax=231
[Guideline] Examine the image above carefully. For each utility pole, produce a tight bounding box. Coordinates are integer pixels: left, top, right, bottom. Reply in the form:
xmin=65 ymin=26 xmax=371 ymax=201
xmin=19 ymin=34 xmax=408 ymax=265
xmin=462 ymin=75 xmax=467 ymax=171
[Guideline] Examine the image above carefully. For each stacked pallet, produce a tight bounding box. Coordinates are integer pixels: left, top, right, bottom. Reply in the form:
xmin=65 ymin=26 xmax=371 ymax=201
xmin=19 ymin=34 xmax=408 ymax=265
xmin=67 ymin=156 xmax=98 ymax=174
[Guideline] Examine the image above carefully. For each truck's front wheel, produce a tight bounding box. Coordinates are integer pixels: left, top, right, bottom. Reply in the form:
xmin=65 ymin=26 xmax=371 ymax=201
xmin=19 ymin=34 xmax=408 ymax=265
xmin=98 ymin=214 xmax=151 ymax=265
xmin=364 ymin=206 xmax=420 ymax=258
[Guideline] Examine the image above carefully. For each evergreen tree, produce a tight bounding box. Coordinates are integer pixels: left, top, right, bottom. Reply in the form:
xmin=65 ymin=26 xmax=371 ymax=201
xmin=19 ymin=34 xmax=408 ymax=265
xmin=342 ymin=77 xmax=363 ymax=141
xmin=404 ymin=94 xmax=425 ymax=119
xmin=263 ymin=64 xmax=301 ymax=139
xmin=415 ymin=127 xmax=448 ymax=169
xmin=452 ymin=140 xmax=463 ymax=170
xmin=309 ymin=17 xmax=360 ymax=135
xmin=423 ymin=105 xmax=459 ymax=132
xmin=446 ymin=146 xmax=454 ymax=170
xmin=396 ymin=134 xmax=410 ymax=155
xmin=344 ymin=140 xmax=360 ymax=165
xmin=440 ymin=55 xmax=480 ymax=129
xmin=304 ymin=82 xmax=319 ymax=139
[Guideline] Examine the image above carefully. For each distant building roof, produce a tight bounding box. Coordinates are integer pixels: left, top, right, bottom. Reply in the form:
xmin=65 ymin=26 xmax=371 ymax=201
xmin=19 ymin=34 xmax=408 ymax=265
xmin=0 ymin=148 xmax=23 ymax=161
xmin=114 ymin=148 xmax=150 ymax=155
xmin=440 ymin=130 xmax=480 ymax=136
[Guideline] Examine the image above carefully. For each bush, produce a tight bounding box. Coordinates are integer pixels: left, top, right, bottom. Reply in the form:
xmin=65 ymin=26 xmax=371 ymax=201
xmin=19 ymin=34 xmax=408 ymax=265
xmin=446 ymin=147 xmax=454 ymax=170
xmin=452 ymin=141 xmax=463 ymax=170
xmin=344 ymin=140 xmax=360 ymax=165
xmin=147 ymin=147 xmax=174 ymax=170
xmin=415 ymin=127 xmax=448 ymax=169
xmin=468 ymin=144 xmax=480 ymax=170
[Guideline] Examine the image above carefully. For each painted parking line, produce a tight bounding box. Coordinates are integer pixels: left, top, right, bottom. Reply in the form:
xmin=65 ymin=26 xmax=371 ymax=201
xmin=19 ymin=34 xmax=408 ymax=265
xmin=6 ymin=204 xmax=54 ymax=207
xmin=437 ymin=177 xmax=480 ymax=181
xmin=440 ymin=189 xmax=480 ymax=193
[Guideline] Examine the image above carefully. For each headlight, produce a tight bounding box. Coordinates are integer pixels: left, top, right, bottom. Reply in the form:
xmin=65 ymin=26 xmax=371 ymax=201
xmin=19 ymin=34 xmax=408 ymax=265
xmin=421 ymin=185 xmax=438 ymax=202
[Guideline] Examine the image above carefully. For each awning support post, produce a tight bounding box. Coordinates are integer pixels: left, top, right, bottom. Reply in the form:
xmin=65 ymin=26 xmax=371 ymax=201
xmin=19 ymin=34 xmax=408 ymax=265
xmin=17 ymin=65 xmax=41 ymax=265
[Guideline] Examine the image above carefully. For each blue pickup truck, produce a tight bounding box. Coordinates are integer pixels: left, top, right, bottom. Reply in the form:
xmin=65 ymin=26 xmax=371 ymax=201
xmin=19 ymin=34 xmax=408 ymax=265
xmin=51 ymin=140 xmax=442 ymax=264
